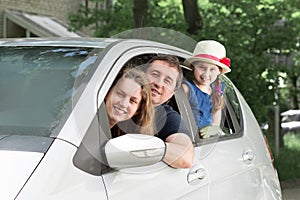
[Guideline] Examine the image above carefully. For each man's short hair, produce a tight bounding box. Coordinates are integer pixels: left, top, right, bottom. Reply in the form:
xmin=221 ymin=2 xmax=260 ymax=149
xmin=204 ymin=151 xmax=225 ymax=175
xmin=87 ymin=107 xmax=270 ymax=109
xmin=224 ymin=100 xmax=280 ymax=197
xmin=147 ymin=55 xmax=183 ymax=90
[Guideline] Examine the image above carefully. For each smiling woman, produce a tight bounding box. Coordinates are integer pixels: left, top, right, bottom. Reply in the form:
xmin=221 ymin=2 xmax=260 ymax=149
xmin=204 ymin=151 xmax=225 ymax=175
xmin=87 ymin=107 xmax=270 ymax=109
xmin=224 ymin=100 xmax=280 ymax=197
xmin=105 ymin=67 xmax=155 ymax=137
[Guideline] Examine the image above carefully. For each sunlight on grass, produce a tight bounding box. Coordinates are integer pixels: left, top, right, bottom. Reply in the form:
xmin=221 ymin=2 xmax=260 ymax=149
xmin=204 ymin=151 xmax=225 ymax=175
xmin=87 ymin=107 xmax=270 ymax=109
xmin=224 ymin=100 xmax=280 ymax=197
xmin=284 ymin=133 xmax=300 ymax=150
xmin=274 ymin=132 xmax=300 ymax=181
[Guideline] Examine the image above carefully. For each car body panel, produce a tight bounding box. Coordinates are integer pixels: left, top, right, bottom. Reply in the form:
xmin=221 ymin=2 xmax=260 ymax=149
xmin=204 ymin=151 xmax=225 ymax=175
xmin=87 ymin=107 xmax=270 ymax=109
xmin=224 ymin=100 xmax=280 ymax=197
xmin=16 ymin=139 xmax=107 ymax=200
xmin=0 ymin=151 xmax=43 ymax=200
xmin=102 ymin=161 xmax=209 ymax=200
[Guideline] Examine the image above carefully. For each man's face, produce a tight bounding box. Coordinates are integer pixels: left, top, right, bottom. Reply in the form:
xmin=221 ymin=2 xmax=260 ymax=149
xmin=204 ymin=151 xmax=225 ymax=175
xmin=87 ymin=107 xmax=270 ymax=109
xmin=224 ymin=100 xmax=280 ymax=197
xmin=146 ymin=60 xmax=179 ymax=106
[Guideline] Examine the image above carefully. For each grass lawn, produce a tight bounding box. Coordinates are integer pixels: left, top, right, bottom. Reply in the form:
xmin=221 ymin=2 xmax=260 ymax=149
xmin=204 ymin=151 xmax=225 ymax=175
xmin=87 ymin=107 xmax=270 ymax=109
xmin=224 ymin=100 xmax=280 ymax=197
xmin=272 ymin=132 xmax=300 ymax=181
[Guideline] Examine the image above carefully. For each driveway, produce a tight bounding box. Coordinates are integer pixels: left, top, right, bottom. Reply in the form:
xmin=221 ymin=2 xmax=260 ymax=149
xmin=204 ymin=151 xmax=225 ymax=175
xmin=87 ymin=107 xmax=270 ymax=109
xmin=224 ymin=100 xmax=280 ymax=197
xmin=281 ymin=179 xmax=300 ymax=200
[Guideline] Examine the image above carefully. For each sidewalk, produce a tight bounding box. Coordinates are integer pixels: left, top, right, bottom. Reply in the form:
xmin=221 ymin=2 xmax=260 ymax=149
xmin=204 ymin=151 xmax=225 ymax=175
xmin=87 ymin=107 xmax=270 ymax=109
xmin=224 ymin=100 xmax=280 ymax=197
xmin=281 ymin=179 xmax=300 ymax=200
xmin=282 ymin=187 xmax=300 ymax=200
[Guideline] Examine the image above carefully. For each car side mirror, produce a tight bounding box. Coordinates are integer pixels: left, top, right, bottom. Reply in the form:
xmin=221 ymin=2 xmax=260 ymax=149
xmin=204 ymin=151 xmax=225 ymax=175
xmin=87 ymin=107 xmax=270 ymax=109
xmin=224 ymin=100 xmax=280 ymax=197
xmin=105 ymin=134 xmax=165 ymax=169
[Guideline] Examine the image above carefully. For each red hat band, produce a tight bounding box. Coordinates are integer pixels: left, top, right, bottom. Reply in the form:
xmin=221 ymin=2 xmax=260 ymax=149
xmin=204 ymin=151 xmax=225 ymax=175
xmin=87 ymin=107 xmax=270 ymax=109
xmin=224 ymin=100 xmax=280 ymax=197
xmin=195 ymin=54 xmax=231 ymax=67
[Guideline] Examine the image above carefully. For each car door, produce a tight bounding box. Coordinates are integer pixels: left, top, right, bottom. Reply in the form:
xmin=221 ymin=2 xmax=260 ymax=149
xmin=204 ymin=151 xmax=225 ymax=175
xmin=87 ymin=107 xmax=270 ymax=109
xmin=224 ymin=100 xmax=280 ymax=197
xmin=97 ymin=47 xmax=209 ymax=200
xmin=182 ymin=69 xmax=263 ymax=200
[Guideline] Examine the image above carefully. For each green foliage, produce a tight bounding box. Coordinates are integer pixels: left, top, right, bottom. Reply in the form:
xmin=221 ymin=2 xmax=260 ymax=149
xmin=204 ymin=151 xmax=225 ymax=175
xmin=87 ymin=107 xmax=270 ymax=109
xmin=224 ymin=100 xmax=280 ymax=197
xmin=69 ymin=0 xmax=186 ymax=37
xmin=68 ymin=0 xmax=300 ymax=123
xmin=189 ymin=0 xmax=284 ymax=122
xmin=192 ymin=0 xmax=300 ymax=123
xmin=69 ymin=0 xmax=135 ymax=37
xmin=273 ymin=132 xmax=300 ymax=181
xmin=147 ymin=0 xmax=186 ymax=32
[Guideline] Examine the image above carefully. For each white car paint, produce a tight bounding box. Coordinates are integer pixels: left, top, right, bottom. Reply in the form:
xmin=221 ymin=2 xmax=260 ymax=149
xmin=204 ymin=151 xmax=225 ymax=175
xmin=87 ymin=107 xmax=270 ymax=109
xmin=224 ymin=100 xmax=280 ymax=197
xmin=16 ymin=139 xmax=107 ymax=200
xmin=0 ymin=151 xmax=43 ymax=200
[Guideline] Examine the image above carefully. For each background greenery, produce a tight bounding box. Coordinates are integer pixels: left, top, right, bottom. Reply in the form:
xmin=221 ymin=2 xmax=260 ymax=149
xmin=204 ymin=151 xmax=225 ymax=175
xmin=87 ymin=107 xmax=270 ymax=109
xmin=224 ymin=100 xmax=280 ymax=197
xmin=69 ymin=0 xmax=300 ymax=181
xmin=268 ymin=131 xmax=300 ymax=181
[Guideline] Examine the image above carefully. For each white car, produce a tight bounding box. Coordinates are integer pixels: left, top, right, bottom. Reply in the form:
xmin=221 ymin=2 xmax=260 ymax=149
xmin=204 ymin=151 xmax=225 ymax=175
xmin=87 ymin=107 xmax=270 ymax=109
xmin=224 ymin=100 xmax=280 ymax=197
xmin=0 ymin=38 xmax=281 ymax=200
xmin=281 ymin=110 xmax=300 ymax=133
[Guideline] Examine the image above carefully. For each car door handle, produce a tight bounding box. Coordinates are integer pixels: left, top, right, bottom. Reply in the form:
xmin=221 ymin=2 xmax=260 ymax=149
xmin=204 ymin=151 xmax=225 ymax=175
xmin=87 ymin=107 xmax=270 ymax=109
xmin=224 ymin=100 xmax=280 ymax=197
xmin=187 ymin=168 xmax=206 ymax=184
xmin=242 ymin=149 xmax=254 ymax=164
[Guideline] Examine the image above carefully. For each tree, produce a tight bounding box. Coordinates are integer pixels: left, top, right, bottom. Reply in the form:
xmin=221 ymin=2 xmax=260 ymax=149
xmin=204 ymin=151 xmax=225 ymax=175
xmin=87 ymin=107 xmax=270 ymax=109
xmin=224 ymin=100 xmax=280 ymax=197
xmin=133 ymin=0 xmax=148 ymax=28
xmin=287 ymin=51 xmax=300 ymax=109
xmin=68 ymin=0 xmax=300 ymax=124
xmin=182 ymin=0 xmax=202 ymax=34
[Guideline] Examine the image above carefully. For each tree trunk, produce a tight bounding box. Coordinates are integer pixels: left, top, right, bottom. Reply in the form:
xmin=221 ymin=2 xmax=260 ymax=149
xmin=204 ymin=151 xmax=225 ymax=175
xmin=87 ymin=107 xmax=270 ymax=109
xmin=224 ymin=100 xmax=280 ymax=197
xmin=133 ymin=0 xmax=148 ymax=28
xmin=290 ymin=74 xmax=299 ymax=109
xmin=182 ymin=0 xmax=203 ymax=34
xmin=267 ymin=106 xmax=284 ymax=148
xmin=267 ymin=107 xmax=275 ymax=140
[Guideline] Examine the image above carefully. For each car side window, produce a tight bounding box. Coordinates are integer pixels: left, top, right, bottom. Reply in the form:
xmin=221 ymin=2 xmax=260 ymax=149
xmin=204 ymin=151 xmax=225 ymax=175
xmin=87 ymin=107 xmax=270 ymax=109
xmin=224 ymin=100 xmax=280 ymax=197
xmin=73 ymin=54 xmax=152 ymax=175
xmin=219 ymin=76 xmax=242 ymax=136
xmin=181 ymin=67 xmax=243 ymax=143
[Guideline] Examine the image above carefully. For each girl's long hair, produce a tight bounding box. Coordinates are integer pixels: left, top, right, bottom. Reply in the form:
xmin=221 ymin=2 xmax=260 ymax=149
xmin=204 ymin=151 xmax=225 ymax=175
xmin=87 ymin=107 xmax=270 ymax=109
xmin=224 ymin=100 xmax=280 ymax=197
xmin=110 ymin=67 xmax=155 ymax=137
xmin=211 ymin=74 xmax=224 ymax=115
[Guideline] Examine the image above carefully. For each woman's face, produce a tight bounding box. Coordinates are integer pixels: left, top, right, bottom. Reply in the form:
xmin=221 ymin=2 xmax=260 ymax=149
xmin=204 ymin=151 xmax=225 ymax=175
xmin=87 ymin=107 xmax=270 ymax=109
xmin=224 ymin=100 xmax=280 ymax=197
xmin=193 ymin=61 xmax=221 ymax=87
xmin=106 ymin=77 xmax=142 ymax=128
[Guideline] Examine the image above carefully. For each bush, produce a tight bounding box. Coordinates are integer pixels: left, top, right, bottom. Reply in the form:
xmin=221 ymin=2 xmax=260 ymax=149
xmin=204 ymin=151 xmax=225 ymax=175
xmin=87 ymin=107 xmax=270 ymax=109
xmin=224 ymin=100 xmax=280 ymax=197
xmin=273 ymin=132 xmax=300 ymax=181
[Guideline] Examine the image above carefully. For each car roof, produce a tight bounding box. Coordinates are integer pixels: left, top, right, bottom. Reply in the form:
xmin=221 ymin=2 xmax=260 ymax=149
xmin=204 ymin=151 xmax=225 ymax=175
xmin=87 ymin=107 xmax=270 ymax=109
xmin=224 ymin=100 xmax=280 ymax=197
xmin=0 ymin=37 xmax=119 ymax=47
xmin=0 ymin=37 xmax=191 ymax=53
xmin=281 ymin=109 xmax=300 ymax=116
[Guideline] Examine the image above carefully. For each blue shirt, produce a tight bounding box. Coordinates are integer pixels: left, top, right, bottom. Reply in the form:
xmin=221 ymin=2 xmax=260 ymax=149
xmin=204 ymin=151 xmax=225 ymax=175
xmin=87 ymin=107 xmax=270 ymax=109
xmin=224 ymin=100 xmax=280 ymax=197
xmin=184 ymin=80 xmax=212 ymax=129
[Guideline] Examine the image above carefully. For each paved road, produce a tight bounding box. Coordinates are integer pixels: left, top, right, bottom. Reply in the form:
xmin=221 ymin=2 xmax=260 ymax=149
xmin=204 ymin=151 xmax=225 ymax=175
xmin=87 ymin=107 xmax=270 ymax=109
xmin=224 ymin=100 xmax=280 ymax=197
xmin=281 ymin=179 xmax=300 ymax=200
xmin=282 ymin=187 xmax=300 ymax=200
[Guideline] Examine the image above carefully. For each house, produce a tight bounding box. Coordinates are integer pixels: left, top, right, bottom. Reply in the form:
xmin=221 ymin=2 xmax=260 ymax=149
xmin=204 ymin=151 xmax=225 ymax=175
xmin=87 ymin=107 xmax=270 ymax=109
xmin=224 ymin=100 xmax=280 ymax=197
xmin=0 ymin=0 xmax=91 ymax=37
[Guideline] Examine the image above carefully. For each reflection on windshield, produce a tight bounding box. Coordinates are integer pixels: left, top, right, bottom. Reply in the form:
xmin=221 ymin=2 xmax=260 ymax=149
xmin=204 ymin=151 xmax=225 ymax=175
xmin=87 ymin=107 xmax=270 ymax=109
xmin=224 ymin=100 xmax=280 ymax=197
xmin=0 ymin=46 xmax=100 ymax=137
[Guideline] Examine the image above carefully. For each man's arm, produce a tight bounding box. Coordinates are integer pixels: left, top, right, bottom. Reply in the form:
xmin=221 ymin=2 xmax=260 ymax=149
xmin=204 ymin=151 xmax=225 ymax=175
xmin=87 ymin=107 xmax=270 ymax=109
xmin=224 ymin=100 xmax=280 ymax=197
xmin=163 ymin=133 xmax=194 ymax=168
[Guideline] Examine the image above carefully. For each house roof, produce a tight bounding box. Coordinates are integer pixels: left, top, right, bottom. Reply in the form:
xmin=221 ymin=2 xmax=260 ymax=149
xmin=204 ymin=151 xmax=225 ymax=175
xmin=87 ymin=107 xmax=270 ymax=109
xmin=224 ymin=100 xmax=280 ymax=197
xmin=4 ymin=9 xmax=84 ymax=37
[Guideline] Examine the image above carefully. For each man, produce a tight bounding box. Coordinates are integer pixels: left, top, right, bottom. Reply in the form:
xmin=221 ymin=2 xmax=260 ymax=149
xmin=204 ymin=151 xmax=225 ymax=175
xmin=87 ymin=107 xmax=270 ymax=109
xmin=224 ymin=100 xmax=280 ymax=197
xmin=145 ymin=55 xmax=194 ymax=168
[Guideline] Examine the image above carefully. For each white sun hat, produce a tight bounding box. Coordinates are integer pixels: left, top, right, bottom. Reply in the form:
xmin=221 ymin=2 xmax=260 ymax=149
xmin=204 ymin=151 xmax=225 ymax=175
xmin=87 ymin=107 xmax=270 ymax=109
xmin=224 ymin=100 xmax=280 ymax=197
xmin=184 ymin=40 xmax=231 ymax=74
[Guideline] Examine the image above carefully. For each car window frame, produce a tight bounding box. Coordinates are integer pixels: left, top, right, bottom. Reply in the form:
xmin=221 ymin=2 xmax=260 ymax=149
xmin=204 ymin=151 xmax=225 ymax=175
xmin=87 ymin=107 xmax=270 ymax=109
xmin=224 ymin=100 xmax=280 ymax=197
xmin=180 ymin=68 xmax=244 ymax=146
xmin=74 ymin=45 xmax=193 ymax=175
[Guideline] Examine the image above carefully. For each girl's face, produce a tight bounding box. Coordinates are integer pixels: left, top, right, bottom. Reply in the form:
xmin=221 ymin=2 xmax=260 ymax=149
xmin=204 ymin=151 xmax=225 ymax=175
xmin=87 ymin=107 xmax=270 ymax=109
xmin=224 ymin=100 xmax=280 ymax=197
xmin=106 ymin=77 xmax=142 ymax=128
xmin=193 ymin=61 xmax=221 ymax=87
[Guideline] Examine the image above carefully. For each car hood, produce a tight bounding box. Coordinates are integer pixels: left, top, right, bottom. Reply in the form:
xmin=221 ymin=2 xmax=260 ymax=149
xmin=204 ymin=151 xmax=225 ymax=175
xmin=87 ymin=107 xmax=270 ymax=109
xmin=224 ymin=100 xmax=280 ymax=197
xmin=0 ymin=150 xmax=44 ymax=199
xmin=0 ymin=135 xmax=53 ymax=199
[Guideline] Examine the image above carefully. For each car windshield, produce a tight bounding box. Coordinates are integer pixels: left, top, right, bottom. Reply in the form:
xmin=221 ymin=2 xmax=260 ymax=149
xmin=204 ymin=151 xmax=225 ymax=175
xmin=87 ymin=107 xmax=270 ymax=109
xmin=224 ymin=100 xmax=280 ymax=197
xmin=0 ymin=46 xmax=102 ymax=137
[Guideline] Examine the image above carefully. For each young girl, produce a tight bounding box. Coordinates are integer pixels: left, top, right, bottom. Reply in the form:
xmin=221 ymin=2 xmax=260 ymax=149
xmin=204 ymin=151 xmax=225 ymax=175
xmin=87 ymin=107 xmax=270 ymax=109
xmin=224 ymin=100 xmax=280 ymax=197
xmin=105 ymin=67 xmax=155 ymax=137
xmin=182 ymin=40 xmax=231 ymax=138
